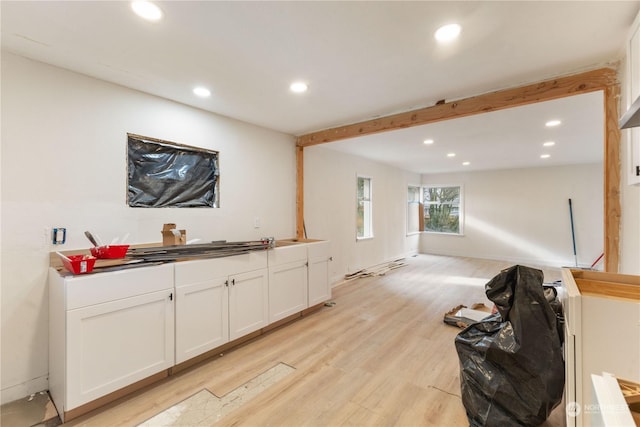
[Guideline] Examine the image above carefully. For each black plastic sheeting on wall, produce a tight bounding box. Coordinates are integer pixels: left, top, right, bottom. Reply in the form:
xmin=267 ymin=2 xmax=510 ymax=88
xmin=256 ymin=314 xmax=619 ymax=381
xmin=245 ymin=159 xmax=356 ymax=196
xmin=455 ymin=265 xmax=565 ymax=427
xmin=128 ymin=136 xmax=219 ymax=208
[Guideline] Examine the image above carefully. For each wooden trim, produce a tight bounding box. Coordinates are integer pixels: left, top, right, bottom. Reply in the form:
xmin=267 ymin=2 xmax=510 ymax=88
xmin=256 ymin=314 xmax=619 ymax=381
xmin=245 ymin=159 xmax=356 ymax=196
xmin=604 ymin=84 xmax=622 ymax=272
xmin=296 ymin=66 xmax=621 ymax=273
xmin=296 ymin=146 xmax=305 ymax=239
xmin=575 ymin=278 xmax=640 ymax=301
xmin=296 ymin=68 xmax=617 ymax=147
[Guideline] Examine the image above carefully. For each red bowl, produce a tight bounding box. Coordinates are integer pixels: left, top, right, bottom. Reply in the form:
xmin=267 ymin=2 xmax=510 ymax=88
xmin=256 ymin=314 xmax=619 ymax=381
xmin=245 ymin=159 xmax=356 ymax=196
xmin=61 ymin=255 xmax=96 ymax=274
xmin=90 ymin=245 xmax=130 ymax=259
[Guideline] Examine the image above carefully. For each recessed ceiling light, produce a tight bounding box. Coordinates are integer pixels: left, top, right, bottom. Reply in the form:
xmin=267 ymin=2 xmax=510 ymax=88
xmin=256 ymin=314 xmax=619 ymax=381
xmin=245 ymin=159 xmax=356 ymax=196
xmin=462 ymin=161 xmax=470 ymax=166
xmin=290 ymin=82 xmax=308 ymax=93
xmin=131 ymin=1 xmax=163 ymax=21
xmin=447 ymin=153 xmax=456 ymax=157
xmin=423 ymin=139 xmax=434 ymax=145
xmin=543 ymin=141 xmax=556 ymax=147
xmin=540 ymin=154 xmax=551 ymax=159
xmin=193 ymin=87 xmax=211 ymax=97
xmin=435 ymin=24 xmax=461 ymax=42
xmin=545 ymin=120 xmax=562 ymax=127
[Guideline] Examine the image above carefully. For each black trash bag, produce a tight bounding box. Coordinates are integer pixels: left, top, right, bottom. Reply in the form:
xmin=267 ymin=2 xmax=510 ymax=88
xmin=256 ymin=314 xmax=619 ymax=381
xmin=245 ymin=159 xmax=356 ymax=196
xmin=454 ymin=265 xmax=565 ymax=427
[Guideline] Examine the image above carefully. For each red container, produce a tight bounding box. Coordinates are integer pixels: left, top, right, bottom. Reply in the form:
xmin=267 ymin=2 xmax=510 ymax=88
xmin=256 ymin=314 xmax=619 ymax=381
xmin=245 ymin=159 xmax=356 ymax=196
xmin=61 ymin=255 xmax=96 ymax=274
xmin=90 ymin=245 xmax=130 ymax=259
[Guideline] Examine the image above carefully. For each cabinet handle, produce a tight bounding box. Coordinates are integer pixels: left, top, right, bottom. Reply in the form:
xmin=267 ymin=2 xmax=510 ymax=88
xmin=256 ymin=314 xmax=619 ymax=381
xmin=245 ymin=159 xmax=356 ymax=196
xmin=305 ymin=261 xmax=309 ymax=267
xmin=225 ymin=280 xmax=229 ymax=287
xmin=329 ymin=256 xmax=333 ymax=261
xmin=169 ymin=293 xmax=173 ymax=301
xmin=232 ymin=278 xmax=236 ymax=286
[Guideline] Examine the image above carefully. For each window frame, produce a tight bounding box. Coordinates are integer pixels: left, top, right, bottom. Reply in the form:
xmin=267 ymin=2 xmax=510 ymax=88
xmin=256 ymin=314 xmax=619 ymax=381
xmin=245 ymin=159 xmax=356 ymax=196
xmin=422 ymin=184 xmax=464 ymax=235
xmin=356 ymin=175 xmax=374 ymax=240
xmin=407 ymin=185 xmax=422 ymax=236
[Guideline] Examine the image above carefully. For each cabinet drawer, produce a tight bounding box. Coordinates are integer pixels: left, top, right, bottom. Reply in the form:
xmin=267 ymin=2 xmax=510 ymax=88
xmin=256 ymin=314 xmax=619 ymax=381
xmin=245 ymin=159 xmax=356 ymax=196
xmin=268 ymin=245 xmax=307 ymax=266
xmin=175 ymin=251 xmax=268 ymax=285
xmin=65 ymin=264 xmax=174 ymax=310
xmin=307 ymin=241 xmax=330 ymax=259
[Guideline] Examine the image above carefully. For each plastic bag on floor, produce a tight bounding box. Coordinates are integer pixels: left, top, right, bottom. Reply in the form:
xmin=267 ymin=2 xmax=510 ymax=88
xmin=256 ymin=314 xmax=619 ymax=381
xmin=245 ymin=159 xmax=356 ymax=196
xmin=454 ymin=265 xmax=565 ymax=427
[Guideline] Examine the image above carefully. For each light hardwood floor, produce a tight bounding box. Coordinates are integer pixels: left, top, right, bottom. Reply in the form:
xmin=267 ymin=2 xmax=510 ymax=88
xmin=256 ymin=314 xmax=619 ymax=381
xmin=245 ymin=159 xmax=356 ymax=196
xmin=64 ymin=254 xmax=565 ymax=427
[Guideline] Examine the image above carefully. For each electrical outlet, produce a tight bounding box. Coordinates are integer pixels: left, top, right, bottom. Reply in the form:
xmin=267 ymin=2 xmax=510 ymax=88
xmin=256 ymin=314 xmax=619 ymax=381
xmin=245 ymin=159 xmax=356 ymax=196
xmin=52 ymin=227 xmax=66 ymax=245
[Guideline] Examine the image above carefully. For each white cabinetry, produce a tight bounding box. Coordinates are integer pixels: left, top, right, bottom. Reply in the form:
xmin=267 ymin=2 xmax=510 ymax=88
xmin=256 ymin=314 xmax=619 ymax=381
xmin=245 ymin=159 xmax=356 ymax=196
xmin=561 ymin=269 xmax=640 ymax=427
xmin=229 ymin=267 xmax=269 ymax=339
xmin=307 ymin=241 xmax=332 ymax=306
xmin=49 ymin=264 xmax=175 ymax=420
xmin=174 ymin=251 xmax=268 ymax=363
xmin=626 ymin=11 xmax=640 ymax=185
xmin=268 ymin=245 xmax=308 ymax=323
xmin=49 ymin=241 xmax=330 ymax=420
xmin=174 ymin=269 xmax=228 ymax=364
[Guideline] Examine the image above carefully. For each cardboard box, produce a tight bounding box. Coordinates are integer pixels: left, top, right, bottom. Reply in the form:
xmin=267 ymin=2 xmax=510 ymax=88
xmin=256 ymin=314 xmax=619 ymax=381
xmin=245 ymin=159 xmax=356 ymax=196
xmin=162 ymin=223 xmax=186 ymax=246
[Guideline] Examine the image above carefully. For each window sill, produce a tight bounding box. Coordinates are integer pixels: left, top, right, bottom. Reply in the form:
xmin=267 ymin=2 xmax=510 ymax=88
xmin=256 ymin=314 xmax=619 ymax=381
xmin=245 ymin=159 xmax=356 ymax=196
xmin=422 ymin=231 xmax=464 ymax=236
xmin=356 ymin=236 xmax=374 ymax=242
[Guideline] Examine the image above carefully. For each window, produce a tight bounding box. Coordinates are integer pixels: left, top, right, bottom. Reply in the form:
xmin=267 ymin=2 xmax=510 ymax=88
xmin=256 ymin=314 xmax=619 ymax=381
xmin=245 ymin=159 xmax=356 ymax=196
xmin=423 ymin=185 xmax=462 ymax=234
xmin=407 ymin=185 xmax=422 ymax=235
xmin=357 ymin=176 xmax=373 ymax=239
xmin=127 ymin=134 xmax=219 ymax=208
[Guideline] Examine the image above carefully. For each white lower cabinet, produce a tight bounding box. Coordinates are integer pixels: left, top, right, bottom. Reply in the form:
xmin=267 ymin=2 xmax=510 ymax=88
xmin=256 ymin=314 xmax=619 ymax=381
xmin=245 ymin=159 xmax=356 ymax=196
xmin=50 ymin=242 xmax=330 ymax=421
xmin=228 ymin=268 xmax=269 ymax=340
xmin=268 ymin=245 xmax=308 ymax=323
xmin=49 ymin=264 xmax=175 ymax=421
xmin=174 ymin=251 xmax=268 ymax=363
xmin=66 ymin=289 xmax=174 ymax=408
xmin=174 ymin=274 xmax=229 ymax=364
xmin=307 ymin=241 xmax=332 ymax=306
xmin=562 ymin=268 xmax=640 ymax=427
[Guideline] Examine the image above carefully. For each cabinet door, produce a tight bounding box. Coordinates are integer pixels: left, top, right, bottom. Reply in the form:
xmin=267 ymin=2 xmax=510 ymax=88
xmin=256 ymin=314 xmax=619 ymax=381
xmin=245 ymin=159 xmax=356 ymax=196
xmin=629 ymin=128 xmax=640 ymax=185
xmin=66 ymin=289 xmax=174 ymax=409
xmin=175 ymin=277 xmax=229 ymax=364
xmin=268 ymin=260 xmax=308 ymax=323
xmin=628 ymin=12 xmax=640 ymax=185
xmin=228 ymin=268 xmax=268 ymax=341
xmin=308 ymin=242 xmax=332 ymax=306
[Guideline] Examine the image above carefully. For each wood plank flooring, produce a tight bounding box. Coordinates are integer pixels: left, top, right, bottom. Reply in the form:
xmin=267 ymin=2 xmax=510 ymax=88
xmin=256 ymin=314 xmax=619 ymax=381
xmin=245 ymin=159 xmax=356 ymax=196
xmin=63 ymin=254 xmax=565 ymax=427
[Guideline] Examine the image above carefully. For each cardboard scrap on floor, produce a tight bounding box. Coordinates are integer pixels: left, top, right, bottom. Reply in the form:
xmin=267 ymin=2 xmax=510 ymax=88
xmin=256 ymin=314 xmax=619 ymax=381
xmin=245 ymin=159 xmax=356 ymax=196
xmin=344 ymin=259 xmax=406 ymax=280
xmin=443 ymin=303 xmax=493 ymax=329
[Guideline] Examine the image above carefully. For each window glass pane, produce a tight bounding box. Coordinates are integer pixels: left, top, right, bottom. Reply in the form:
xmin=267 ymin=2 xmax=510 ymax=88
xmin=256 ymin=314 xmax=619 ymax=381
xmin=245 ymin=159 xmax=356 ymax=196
xmin=423 ymin=186 xmax=461 ymax=234
xmin=357 ymin=177 xmax=372 ymax=238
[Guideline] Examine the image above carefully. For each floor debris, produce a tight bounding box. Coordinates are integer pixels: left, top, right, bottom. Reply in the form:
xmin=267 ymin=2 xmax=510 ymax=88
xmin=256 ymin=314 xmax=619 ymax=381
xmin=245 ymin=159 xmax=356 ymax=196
xmin=443 ymin=303 xmax=493 ymax=329
xmin=344 ymin=260 xmax=406 ymax=280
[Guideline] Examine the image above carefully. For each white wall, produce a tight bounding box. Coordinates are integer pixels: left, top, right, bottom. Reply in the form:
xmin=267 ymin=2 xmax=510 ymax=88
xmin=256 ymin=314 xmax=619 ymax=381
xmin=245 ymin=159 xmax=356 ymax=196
xmin=304 ymin=145 xmax=421 ymax=283
xmin=0 ymin=53 xmax=297 ymax=403
xmin=420 ymin=164 xmax=604 ymax=269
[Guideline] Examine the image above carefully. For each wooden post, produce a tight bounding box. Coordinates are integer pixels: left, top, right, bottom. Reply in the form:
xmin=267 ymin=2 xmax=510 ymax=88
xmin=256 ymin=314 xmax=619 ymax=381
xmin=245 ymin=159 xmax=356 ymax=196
xmin=604 ymin=83 xmax=621 ymax=272
xmin=296 ymin=145 xmax=305 ymax=240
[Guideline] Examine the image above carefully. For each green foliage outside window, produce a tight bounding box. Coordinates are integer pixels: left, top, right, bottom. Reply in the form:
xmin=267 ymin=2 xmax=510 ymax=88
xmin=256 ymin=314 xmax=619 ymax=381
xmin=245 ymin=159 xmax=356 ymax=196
xmin=423 ymin=186 xmax=460 ymax=234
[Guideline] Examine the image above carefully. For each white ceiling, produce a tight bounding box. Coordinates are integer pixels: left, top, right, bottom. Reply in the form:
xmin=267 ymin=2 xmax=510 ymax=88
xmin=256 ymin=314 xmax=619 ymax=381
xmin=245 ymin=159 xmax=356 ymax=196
xmin=2 ymin=1 xmax=638 ymax=173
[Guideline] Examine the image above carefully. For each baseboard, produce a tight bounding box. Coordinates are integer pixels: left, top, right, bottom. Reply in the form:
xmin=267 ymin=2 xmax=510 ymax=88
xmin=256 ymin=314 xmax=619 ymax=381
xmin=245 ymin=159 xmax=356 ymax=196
xmin=1 ymin=375 xmax=49 ymax=405
xmin=419 ymin=249 xmax=577 ymax=270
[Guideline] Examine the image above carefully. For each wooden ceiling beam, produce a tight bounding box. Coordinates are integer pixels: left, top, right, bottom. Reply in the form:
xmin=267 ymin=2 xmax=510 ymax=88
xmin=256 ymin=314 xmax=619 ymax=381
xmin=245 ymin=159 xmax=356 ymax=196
xmin=296 ymin=67 xmax=618 ymax=147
